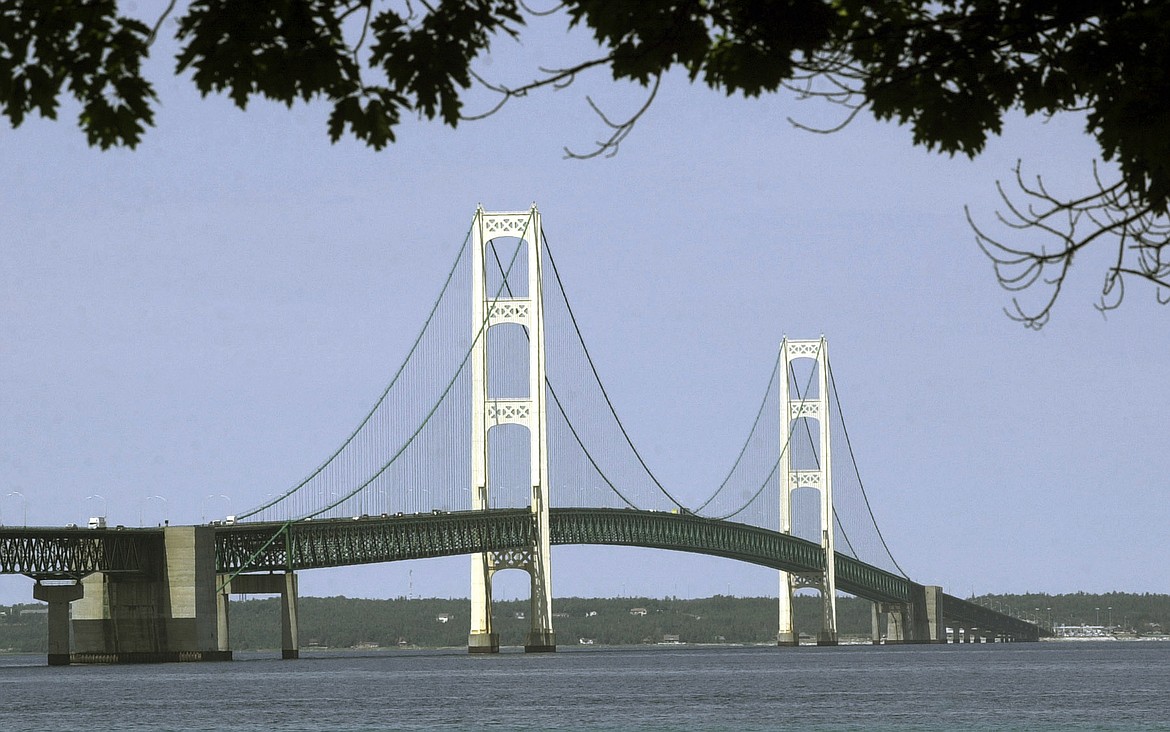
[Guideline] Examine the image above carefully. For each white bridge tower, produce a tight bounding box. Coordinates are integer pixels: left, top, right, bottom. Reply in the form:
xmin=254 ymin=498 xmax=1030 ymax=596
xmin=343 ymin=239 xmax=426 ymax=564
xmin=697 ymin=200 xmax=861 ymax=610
xmin=777 ymin=336 xmax=839 ymax=646
xmin=467 ymin=205 xmax=556 ymax=653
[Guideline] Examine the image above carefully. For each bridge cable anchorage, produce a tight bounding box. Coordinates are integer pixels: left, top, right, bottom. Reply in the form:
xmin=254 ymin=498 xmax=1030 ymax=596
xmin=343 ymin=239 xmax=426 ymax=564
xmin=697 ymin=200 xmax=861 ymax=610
xmin=299 ymin=214 xmax=531 ymax=521
xmin=693 ymin=350 xmax=782 ymax=514
xmin=541 ymin=232 xmax=691 ymax=511
xmin=825 ymin=356 xmax=909 ymax=578
xmin=235 ymin=222 xmax=475 ymax=522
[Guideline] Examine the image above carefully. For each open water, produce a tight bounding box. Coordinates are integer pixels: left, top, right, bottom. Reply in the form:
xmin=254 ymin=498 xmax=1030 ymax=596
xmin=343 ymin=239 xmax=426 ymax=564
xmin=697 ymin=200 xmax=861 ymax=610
xmin=1 ymin=641 xmax=1168 ymax=731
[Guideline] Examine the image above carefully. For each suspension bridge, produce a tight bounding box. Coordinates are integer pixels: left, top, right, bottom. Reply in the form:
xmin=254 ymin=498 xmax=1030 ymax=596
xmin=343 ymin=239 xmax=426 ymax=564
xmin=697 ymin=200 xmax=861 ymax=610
xmin=1 ymin=205 xmax=1046 ymax=664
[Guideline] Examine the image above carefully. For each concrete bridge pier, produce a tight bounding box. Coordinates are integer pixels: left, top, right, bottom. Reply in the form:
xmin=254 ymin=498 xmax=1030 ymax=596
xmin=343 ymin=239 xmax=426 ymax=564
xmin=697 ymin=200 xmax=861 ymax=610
xmin=872 ymin=601 xmax=908 ymax=644
xmin=225 ymin=572 xmax=300 ymax=659
xmin=467 ymin=552 xmax=499 ymax=653
xmin=917 ymin=585 xmax=945 ymax=643
xmin=70 ymin=526 xmax=230 ymax=663
xmin=875 ymin=600 xmax=912 ymax=643
xmin=886 ymin=584 xmax=945 ymax=644
xmin=33 ymin=580 xmax=84 ymax=666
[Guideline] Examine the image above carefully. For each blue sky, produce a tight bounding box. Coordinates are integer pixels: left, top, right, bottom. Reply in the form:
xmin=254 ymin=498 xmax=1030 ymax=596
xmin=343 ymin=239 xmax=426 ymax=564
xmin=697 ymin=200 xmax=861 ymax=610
xmin=2 ymin=10 xmax=1168 ymax=606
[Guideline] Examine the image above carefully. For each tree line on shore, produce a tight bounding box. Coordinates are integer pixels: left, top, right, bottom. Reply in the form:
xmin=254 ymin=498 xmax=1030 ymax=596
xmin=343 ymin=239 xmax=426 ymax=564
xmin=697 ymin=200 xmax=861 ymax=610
xmin=2 ymin=592 xmax=1168 ymax=653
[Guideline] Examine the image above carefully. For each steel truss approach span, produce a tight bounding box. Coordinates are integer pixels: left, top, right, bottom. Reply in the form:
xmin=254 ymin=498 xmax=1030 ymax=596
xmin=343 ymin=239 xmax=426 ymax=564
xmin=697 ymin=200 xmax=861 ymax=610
xmin=0 ymin=528 xmax=156 ymax=579
xmin=212 ymin=509 xmax=911 ymax=605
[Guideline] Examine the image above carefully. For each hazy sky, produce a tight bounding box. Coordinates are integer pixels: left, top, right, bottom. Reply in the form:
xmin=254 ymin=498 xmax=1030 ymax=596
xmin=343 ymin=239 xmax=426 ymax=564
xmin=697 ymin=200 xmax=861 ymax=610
xmin=3 ymin=9 xmax=1167 ymax=606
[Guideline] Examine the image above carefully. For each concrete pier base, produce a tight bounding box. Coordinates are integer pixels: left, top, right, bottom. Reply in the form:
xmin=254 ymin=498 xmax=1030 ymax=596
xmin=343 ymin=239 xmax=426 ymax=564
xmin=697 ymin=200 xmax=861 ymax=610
xmin=226 ymin=572 xmax=299 ymax=660
xmin=33 ymin=581 xmax=83 ymax=666
xmin=468 ymin=632 xmax=499 ymax=654
xmin=281 ymin=572 xmax=299 ymax=659
xmin=524 ymin=630 xmax=556 ymax=653
xmin=902 ymin=584 xmax=945 ymax=644
xmin=70 ymin=527 xmax=230 ymax=663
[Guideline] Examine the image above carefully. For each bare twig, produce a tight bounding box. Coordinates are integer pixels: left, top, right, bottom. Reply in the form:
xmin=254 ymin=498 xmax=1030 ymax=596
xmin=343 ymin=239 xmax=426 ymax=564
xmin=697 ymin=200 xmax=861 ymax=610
xmin=971 ymin=161 xmax=1168 ymax=327
xmin=147 ymin=0 xmax=178 ymax=46
xmin=563 ymin=75 xmax=661 ymax=160
xmin=351 ymin=2 xmax=375 ymax=62
xmin=518 ymin=1 xmax=566 ymax=16
xmin=459 ymin=55 xmax=616 ymax=121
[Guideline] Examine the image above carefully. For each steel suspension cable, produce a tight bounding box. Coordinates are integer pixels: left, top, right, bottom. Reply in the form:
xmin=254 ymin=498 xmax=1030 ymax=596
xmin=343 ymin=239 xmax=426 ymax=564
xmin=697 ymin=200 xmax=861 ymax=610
xmin=826 ymin=356 xmax=909 ymax=578
xmin=704 ymin=342 xmax=822 ymax=522
xmin=487 ymin=237 xmax=642 ymax=510
xmin=236 ymin=225 xmax=474 ymax=520
xmin=299 ymin=217 xmax=532 ymax=519
xmin=541 ymin=232 xmax=688 ymax=510
xmin=693 ymin=351 xmax=782 ymax=514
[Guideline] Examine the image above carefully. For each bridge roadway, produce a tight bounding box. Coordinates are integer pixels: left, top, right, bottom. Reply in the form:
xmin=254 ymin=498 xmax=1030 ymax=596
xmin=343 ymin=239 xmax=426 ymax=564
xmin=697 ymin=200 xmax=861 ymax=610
xmin=216 ymin=508 xmax=912 ymax=604
xmin=1 ymin=508 xmax=1045 ymax=646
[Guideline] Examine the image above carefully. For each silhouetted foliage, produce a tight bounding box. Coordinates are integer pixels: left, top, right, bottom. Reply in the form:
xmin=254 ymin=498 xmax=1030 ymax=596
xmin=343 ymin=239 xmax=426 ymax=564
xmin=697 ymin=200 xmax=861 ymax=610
xmin=3 ymin=2 xmax=1168 ymax=323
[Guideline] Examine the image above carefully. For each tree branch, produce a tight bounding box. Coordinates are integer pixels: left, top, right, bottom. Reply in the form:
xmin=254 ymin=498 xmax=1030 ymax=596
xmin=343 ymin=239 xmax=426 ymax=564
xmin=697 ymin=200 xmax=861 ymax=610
xmin=972 ymin=161 xmax=1169 ymax=328
xmin=147 ymin=0 xmax=178 ymax=47
xmin=460 ymin=55 xmax=617 ymax=121
xmin=563 ymin=74 xmax=661 ymax=160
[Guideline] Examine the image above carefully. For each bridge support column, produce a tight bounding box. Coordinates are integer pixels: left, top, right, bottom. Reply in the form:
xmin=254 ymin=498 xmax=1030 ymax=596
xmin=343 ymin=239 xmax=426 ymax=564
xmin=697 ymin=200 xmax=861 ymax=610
xmin=885 ymin=605 xmax=907 ymax=643
xmin=777 ymin=338 xmax=837 ymax=647
xmin=468 ymin=205 xmax=555 ymax=654
xmin=871 ymin=602 xmax=883 ymax=645
xmin=33 ymin=581 xmax=83 ymax=666
xmin=468 ymin=551 xmax=499 ymax=653
xmin=777 ymin=572 xmax=797 ymax=646
xmin=872 ymin=602 xmax=909 ymax=645
xmin=70 ymin=526 xmax=230 ymax=663
xmin=216 ymin=575 xmax=231 ymax=654
xmin=281 ymin=572 xmax=300 ymax=659
xmin=903 ymin=584 xmax=945 ymax=643
xmin=224 ymin=572 xmax=300 ymax=659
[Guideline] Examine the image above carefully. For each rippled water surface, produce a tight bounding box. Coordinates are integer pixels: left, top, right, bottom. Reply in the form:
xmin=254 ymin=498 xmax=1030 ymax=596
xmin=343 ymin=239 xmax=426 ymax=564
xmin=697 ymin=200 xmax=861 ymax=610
xmin=2 ymin=642 xmax=1168 ymax=731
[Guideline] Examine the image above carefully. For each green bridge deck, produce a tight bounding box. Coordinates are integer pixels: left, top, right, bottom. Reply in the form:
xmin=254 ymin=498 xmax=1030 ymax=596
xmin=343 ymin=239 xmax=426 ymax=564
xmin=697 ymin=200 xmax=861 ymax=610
xmin=215 ymin=508 xmax=912 ymax=604
xmin=1 ymin=508 xmax=1043 ymax=639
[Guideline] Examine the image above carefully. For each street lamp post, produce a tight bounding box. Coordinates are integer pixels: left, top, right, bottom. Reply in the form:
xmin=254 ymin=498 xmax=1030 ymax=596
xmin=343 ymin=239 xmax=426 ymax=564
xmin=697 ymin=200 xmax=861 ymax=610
xmin=142 ymin=495 xmax=168 ymax=526
xmin=5 ymin=491 xmax=27 ymax=526
xmin=201 ymin=494 xmax=231 ymax=523
xmin=85 ymin=494 xmax=107 ymax=522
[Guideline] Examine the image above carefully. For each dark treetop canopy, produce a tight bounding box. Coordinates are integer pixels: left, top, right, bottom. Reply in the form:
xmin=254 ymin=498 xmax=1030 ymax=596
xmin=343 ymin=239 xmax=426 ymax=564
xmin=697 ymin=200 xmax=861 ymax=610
xmin=3 ymin=1 xmax=1168 ymax=325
